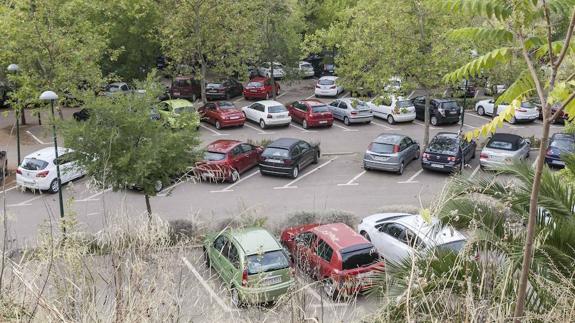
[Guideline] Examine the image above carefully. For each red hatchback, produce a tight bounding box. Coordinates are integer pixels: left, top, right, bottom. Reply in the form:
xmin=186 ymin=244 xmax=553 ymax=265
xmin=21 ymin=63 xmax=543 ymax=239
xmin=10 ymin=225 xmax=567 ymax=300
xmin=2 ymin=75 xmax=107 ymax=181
xmin=194 ymin=140 xmax=263 ymax=182
xmin=243 ymin=76 xmax=280 ymax=100
xmin=287 ymin=100 xmax=334 ymax=129
xmin=281 ymin=223 xmax=384 ymax=300
xmin=198 ymin=101 xmax=245 ymax=129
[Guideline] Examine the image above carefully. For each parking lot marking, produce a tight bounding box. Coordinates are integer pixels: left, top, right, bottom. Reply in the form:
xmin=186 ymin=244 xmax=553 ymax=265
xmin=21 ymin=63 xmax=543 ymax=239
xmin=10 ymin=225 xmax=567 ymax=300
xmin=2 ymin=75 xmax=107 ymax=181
xmin=277 ymin=92 xmax=287 ymax=99
xmin=243 ymin=123 xmax=274 ymax=135
xmin=412 ymin=120 xmax=444 ymax=130
xmin=467 ymin=113 xmax=492 ymax=122
xmin=337 ymin=170 xmax=366 ymax=186
xmin=181 ymin=257 xmax=234 ymax=313
xmin=157 ymin=178 xmax=194 ymax=197
xmin=274 ymin=157 xmax=337 ymax=190
xmin=305 ymin=94 xmax=316 ymax=100
xmin=532 ymin=156 xmax=539 ymax=168
xmin=199 ymin=124 xmax=228 ymax=136
xmin=2 ymin=185 xmax=19 ymax=193
xmin=290 ymin=123 xmax=317 ymax=133
xmin=25 ymin=131 xmax=48 ymax=145
xmin=341 ymin=92 xmax=350 ymax=98
xmin=331 ymin=123 xmax=358 ymax=132
xmin=398 ymin=169 xmax=423 ymax=184
xmin=233 ymin=97 xmax=244 ymax=103
xmin=76 ymin=187 xmax=112 ymax=202
xmin=470 ymin=165 xmax=481 ymax=178
xmin=371 ymin=121 xmax=398 ymax=130
xmin=7 ymin=195 xmax=43 ymax=207
xmin=463 ymin=123 xmax=475 ymax=129
xmin=534 ymin=120 xmax=563 ymax=129
xmin=210 ymin=170 xmax=260 ymax=193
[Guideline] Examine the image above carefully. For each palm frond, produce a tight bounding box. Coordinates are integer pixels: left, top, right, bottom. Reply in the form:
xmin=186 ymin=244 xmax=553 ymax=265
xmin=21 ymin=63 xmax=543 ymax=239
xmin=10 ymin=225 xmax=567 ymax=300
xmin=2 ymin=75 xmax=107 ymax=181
xmin=444 ymin=47 xmax=515 ymax=83
xmin=448 ymin=27 xmax=514 ymax=43
xmin=546 ymin=0 xmax=575 ymax=15
xmin=440 ymin=0 xmax=513 ymax=21
xmin=495 ymin=70 xmax=535 ymax=105
xmin=534 ymin=40 xmax=575 ymax=59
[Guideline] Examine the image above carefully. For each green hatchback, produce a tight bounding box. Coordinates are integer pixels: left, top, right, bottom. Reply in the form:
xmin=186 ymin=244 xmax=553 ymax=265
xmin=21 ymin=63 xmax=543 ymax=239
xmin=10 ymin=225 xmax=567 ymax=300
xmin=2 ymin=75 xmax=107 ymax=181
xmin=203 ymin=227 xmax=294 ymax=306
xmin=156 ymin=99 xmax=200 ymax=129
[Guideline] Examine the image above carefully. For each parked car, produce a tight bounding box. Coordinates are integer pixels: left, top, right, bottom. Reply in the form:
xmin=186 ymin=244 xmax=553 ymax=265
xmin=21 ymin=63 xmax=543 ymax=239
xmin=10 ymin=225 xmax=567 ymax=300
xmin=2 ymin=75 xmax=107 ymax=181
xmin=169 ymin=76 xmax=201 ymax=101
xmin=101 ymin=82 xmax=133 ymax=97
xmin=367 ymin=95 xmax=416 ymax=124
xmin=280 ymin=223 xmax=384 ymax=299
xmin=286 ymin=100 xmax=333 ymax=129
xmin=243 ymin=76 xmax=280 ymax=100
xmin=194 ymin=140 xmax=262 ymax=182
xmin=383 ymin=77 xmax=402 ymax=93
xmin=156 ymin=99 xmax=199 ymax=129
xmin=16 ymin=147 xmax=85 ymax=193
xmin=363 ymin=134 xmax=420 ymax=175
xmin=357 ymin=213 xmax=467 ymax=264
xmin=412 ymin=97 xmax=461 ymax=126
xmin=475 ymin=99 xmax=539 ymax=124
xmin=198 ymin=101 xmax=245 ymax=129
xmin=314 ymin=76 xmax=343 ymax=98
xmin=203 ymin=227 xmax=294 ymax=306
xmin=479 ymin=133 xmax=530 ymax=169
xmin=258 ymin=62 xmax=286 ymax=79
xmin=206 ymin=79 xmax=243 ymax=100
xmin=536 ymin=101 xmax=570 ymax=124
xmin=242 ymin=100 xmax=291 ymax=129
xmin=545 ymin=133 xmax=575 ymax=168
xmin=259 ymin=138 xmax=320 ymax=178
xmin=328 ymin=98 xmax=373 ymax=126
xmin=0 ymin=150 xmax=7 ymax=180
xmin=298 ymin=61 xmax=315 ymax=78
xmin=322 ymin=63 xmax=336 ymax=76
xmin=73 ymin=108 xmax=90 ymax=122
xmin=422 ymin=132 xmax=477 ymax=173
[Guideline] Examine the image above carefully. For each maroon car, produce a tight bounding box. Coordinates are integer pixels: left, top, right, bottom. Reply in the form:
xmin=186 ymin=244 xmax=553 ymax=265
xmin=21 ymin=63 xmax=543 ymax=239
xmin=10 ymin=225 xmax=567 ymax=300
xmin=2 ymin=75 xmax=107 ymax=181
xmin=194 ymin=140 xmax=263 ymax=182
xmin=280 ymin=223 xmax=384 ymax=299
xmin=198 ymin=101 xmax=245 ymax=129
xmin=538 ymin=102 xmax=569 ymax=124
xmin=243 ymin=76 xmax=280 ymax=100
xmin=169 ymin=76 xmax=202 ymax=101
xmin=287 ymin=100 xmax=333 ymax=129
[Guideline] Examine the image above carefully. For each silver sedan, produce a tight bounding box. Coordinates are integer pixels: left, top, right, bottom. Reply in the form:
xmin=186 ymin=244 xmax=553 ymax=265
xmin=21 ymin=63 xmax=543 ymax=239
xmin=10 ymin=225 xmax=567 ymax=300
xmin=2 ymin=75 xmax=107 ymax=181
xmin=479 ymin=133 xmax=530 ymax=169
xmin=363 ymin=133 xmax=420 ymax=175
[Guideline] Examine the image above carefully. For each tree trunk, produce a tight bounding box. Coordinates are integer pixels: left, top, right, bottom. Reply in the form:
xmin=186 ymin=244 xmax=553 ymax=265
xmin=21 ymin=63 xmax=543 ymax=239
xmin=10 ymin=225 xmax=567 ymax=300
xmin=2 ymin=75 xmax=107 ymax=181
xmin=423 ymin=92 xmax=430 ymax=149
xmin=270 ymin=60 xmax=276 ymax=100
xmin=145 ymin=194 xmax=152 ymax=222
xmin=38 ymin=110 xmax=42 ymax=125
xmin=21 ymin=107 xmax=26 ymax=125
xmin=200 ymin=56 xmax=207 ymax=104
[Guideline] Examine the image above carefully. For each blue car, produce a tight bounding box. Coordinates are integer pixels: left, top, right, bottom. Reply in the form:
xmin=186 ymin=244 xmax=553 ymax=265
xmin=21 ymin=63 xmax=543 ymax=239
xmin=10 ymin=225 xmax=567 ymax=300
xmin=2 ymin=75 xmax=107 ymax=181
xmin=545 ymin=133 xmax=575 ymax=168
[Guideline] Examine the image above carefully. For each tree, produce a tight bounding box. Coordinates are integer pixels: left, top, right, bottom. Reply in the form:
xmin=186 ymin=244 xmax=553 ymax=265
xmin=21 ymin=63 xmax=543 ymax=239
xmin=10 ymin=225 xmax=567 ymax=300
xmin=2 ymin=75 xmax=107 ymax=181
xmin=60 ymin=75 xmax=201 ymax=219
xmin=442 ymin=1 xmax=575 ymax=320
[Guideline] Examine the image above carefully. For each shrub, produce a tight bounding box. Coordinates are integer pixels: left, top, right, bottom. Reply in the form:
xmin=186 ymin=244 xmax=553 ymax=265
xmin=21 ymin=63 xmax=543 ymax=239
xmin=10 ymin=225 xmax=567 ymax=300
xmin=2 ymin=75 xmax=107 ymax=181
xmin=280 ymin=210 xmax=357 ymax=230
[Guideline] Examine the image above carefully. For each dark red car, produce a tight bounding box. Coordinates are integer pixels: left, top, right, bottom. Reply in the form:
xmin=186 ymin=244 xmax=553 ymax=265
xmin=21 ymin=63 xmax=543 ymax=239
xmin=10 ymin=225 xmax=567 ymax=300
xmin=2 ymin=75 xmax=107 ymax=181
xmin=243 ymin=76 xmax=280 ymax=100
xmin=206 ymin=78 xmax=243 ymax=101
xmin=198 ymin=101 xmax=245 ymax=129
xmin=537 ymin=102 xmax=569 ymax=124
xmin=287 ymin=100 xmax=334 ymax=129
xmin=194 ymin=140 xmax=263 ymax=182
xmin=281 ymin=223 xmax=384 ymax=299
xmin=169 ymin=76 xmax=202 ymax=101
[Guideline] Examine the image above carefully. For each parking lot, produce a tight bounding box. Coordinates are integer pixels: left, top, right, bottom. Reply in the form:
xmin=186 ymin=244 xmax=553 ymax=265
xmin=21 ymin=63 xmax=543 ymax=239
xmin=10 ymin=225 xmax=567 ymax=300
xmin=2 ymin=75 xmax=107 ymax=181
xmin=0 ymin=78 xmax=566 ymax=248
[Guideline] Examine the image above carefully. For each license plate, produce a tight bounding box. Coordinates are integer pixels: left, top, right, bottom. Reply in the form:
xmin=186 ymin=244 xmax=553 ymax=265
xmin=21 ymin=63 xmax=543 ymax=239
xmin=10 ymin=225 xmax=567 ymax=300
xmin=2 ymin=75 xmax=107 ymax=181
xmin=174 ymin=92 xmax=180 ymax=96
xmin=230 ymin=116 xmax=239 ymax=120
xmin=261 ymin=276 xmax=282 ymax=286
xmin=266 ymin=159 xmax=283 ymax=164
xmin=552 ymin=160 xmax=565 ymax=166
xmin=319 ymin=120 xmax=327 ymax=124
xmin=373 ymin=156 xmax=389 ymax=161
xmin=430 ymin=163 xmax=444 ymax=168
xmin=250 ymin=90 xmax=257 ymax=93
xmin=449 ymin=110 xmax=457 ymax=114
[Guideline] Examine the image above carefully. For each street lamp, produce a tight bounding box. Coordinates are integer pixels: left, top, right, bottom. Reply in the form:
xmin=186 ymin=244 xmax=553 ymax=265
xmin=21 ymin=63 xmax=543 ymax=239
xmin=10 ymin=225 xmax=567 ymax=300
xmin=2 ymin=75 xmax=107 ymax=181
xmin=39 ymin=90 xmax=66 ymax=236
xmin=7 ymin=64 xmax=21 ymax=165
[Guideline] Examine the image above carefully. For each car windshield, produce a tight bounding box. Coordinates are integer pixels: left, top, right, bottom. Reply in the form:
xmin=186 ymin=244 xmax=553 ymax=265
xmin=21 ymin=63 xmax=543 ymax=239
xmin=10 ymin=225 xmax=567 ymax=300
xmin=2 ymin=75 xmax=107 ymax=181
xmin=311 ymin=105 xmax=330 ymax=113
xmin=318 ymin=79 xmax=334 ymax=86
xmin=247 ymin=82 xmax=263 ymax=88
xmin=441 ymin=101 xmax=459 ymax=109
xmin=427 ymin=137 xmax=459 ymax=155
xmin=247 ymin=250 xmax=290 ymax=275
xmin=521 ymin=102 xmax=536 ymax=109
xmin=550 ymin=138 xmax=575 ymax=151
xmin=435 ymin=240 xmax=466 ymax=254
xmin=203 ymin=151 xmax=226 ymax=161
xmin=350 ymin=101 xmax=368 ymax=110
xmin=301 ymin=63 xmax=312 ymax=68
xmin=218 ymin=102 xmax=236 ymax=109
xmin=487 ymin=140 xmax=514 ymax=151
xmin=397 ymin=100 xmax=413 ymax=108
xmin=268 ymin=105 xmax=287 ymax=113
xmin=341 ymin=246 xmax=380 ymax=270
xmin=369 ymin=142 xmax=395 ymax=154
xmin=262 ymin=147 xmax=290 ymax=158
xmin=21 ymin=158 xmax=48 ymax=170
xmin=106 ymin=85 xmax=121 ymax=92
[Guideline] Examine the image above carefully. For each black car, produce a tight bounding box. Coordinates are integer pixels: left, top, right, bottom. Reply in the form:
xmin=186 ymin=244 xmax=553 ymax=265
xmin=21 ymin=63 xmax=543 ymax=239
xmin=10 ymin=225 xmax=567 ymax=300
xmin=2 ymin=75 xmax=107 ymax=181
xmin=412 ymin=97 xmax=461 ymax=126
xmin=258 ymin=138 xmax=320 ymax=178
xmin=545 ymin=133 xmax=574 ymax=168
xmin=73 ymin=108 xmax=91 ymax=121
xmin=422 ymin=132 xmax=477 ymax=173
xmin=206 ymin=78 xmax=243 ymax=100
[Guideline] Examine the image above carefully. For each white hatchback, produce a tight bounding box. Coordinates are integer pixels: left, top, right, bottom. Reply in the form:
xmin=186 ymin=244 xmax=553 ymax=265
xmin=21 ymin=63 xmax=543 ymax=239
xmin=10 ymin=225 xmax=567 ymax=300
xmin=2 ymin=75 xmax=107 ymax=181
xmin=314 ymin=76 xmax=343 ymax=97
xmin=16 ymin=147 xmax=86 ymax=193
xmin=367 ymin=95 xmax=416 ymax=124
xmin=242 ymin=100 xmax=291 ymax=129
xmin=475 ymin=99 xmax=539 ymax=123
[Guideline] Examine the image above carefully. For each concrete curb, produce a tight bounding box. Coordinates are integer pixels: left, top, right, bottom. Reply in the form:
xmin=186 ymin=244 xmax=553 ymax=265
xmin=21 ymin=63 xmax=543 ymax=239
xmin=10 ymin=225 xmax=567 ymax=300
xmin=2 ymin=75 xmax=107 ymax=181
xmin=322 ymin=152 xmax=357 ymax=156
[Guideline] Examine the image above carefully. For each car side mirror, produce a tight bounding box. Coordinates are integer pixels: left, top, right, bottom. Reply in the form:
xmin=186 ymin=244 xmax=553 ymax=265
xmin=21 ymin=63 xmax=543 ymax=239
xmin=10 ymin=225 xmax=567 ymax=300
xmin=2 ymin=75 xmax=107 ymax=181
xmin=525 ymin=139 xmax=531 ymax=146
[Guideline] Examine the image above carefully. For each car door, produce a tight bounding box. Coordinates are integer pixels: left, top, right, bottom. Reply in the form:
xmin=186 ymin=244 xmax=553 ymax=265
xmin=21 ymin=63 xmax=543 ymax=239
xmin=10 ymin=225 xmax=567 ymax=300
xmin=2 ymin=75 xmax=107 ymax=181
xmin=460 ymin=140 xmax=471 ymax=163
xmin=314 ymin=239 xmax=335 ymax=279
xmin=404 ymin=137 xmax=418 ymax=161
xmin=288 ymin=102 xmax=300 ymax=122
xmin=296 ymin=102 xmax=307 ymax=123
xmin=223 ymin=241 xmax=241 ymax=284
xmin=228 ymin=145 xmax=245 ymax=172
xmin=328 ymin=100 xmax=340 ymax=119
xmin=291 ymin=145 xmax=302 ymax=167
xmin=375 ymin=223 xmax=410 ymax=262
xmin=240 ymin=143 xmax=258 ymax=170
xmin=54 ymin=153 xmax=74 ymax=183
xmin=398 ymin=138 xmax=411 ymax=164
xmin=233 ymin=79 xmax=243 ymax=96
xmin=413 ymin=97 xmax=425 ymax=119
xmin=245 ymin=103 xmax=256 ymax=121
xmin=486 ymin=99 xmax=495 ymax=115
xmin=297 ymin=141 xmax=313 ymax=168
xmin=211 ymin=235 xmax=229 ymax=278
xmin=292 ymin=231 xmax=318 ymax=272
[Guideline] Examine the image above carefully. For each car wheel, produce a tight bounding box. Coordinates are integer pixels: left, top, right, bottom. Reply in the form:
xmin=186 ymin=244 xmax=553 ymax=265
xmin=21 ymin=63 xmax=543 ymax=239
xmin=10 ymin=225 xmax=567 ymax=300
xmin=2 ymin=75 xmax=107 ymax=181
xmin=230 ymin=287 xmax=243 ymax=307
xmin=203 ymin=247 xmax=211 ymax=268
xmin=230 ymin=169 xmax=240 ymax=183
xmin=477 ymin=106 xmax=485 ymax=116
xmin=431 ymin=116 xmax=439 ymax=126
xmin=526 ymin=150 xmax=530 ymax=158
xmin=360 ymin=231 xmax=371 ymax=241
xmin=414 ymin=149 xmax=420 ymax=160
xmin=154 ymin=180 xmax=163 ymax=193
xmin=302 ymin=119 xmax=308 ymax=129
xmin=291 ymin=166 xmax=299 ymax=179
xmin=215 ymin=121 xmax=222 ymax=130
xmin=363 ymin=162 xmax=370 ymax=171
xmin=312 ymin=151 xmax=319 ymax=164
xmin=387 ymin=115 xmax=395 ymax=125
xmin=472 ymin=149 xmax=476 ymax=159
xmin=510 ymin=116 xmax=517 ymax=124
xmin=344 ymin=117 xmax=350 ymax=126
xmin=315 ymin=94 xmax=319 ymax=98
xmin=323 ymin=278 xmax=339 ymax=300
xmin=259 ymin=119 xmax=266 ymax=129
xmin=398 ymin=162 xmax=405 ymax=175
xmin=48 ymin=179 xmax=60 ymax=194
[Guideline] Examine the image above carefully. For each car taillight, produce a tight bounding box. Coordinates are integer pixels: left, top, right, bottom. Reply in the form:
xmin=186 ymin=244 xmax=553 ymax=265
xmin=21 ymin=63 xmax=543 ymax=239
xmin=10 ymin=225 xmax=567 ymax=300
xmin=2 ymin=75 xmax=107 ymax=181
xmin=267 ymin=114 xmax=273 ymax=119
xmin=515 ymin=108 xmax=527 ymax=112
xmin=350 ymin=111 xmax=357 ymax=115
xmin=330 ymin=85 xmax=336 ymax=89
xmin=36 ymin=170 xmax=49 ymax=178
xmin=447 ymin=156 xmax=456 ymax=162
xmin=316 ymin=85 xmax=320 ymax=88
xmin=480 ymin=153 xmax=488 ymax=159
xmin=393 ymin=145 xmax=400 ymax=153
xmin=284 ymin=159 xmax=294 ymax=166
xmin=16 ymin=168 xmax=22 ymax=175
xmin=242 ymin=269 xmax=248 ymax=286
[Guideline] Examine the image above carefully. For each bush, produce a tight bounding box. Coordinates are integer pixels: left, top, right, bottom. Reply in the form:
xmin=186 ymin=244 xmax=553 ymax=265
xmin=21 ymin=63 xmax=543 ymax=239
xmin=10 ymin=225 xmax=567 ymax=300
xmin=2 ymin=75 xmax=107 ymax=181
xmin=167 ymin=219 xmax=199 ymax=244
xmin=247 ymin=138 xmax=272 ymax=148
xmin=565 ymin=120 xmax=575 ymax=134
xmin=377 ymin=204 xmax=420 ymax=215
xmin=280 ymin=210 xmax=357 ymax=230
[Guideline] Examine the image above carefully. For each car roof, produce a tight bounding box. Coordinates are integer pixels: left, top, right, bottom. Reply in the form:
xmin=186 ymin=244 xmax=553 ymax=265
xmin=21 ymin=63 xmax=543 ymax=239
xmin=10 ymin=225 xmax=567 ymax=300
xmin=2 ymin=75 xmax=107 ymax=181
xmin=338 ymin=98 xmax=366 ymax=105
xmin=206 ymin=140 xmax=241 ymax=153
xmin=23 ymin=147 xmax=71 ymax=161
xmin=257 ymin=100 xmax=283 ymax=107
xmin=267 ymin=138 xmax=301 ymax=149
xmin=109 ymin=82 xmax=126 ymax=87
xmin=230 ymin=227 xmax=282 ymax=255
xmin=433 ymin=132 xmax=459 ymax=139
xmin=162 ymin=99 xmax=193 ymax=108
xmin=319 ymin=76 xmax=337 ymax=81
xmin=489 ymin=133 xmax=523 ymax=145
xmin=249 ymin=76 xmax=268 ymax=83
xmin=433 ymin=98 xmax=457 ymax=103
xmin=311 ymin=223 xmax=369 ymax=251
xmin=551 ymin=133 xmax=575 ymax=141
xmin=393 ymin=215 xmax=466 ymax=245
xmin=300 ymin=99 xmax=326 ymax=106
xmin=374 ymin=133 xmax=406 ymax=144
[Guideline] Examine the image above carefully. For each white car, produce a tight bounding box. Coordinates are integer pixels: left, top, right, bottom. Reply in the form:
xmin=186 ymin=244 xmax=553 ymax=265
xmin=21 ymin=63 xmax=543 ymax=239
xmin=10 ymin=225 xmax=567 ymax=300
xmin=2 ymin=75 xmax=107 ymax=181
xmin=475 ymin=99 xmax=539 ymax=124
xmin=367 ymin=95 xmax=416 ymax=124
xmin=357 ymin=213 xmax=467 ymax=264
xmin=16 ymin=147 xmax=86 ymax=193
xmin=298 ymin=61 xmax=315 ymax=78
xmin=314 ymin=76 xmax=343 ymax=97
xmin=384 ymin=77 xmax=402 ymax=93
xmin=258 ymin=62 xmax=285 ymax=79
xmin=242 ymin=100 xmax=291 ymax=129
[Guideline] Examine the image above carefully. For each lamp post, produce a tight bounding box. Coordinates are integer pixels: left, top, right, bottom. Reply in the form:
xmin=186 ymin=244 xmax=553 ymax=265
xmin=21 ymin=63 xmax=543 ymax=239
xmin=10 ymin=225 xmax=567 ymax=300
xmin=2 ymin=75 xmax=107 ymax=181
xmin=7 ymin=64 xmax=21 ymax=165
xmin=39 ymin=90 xmax=65 ymax=237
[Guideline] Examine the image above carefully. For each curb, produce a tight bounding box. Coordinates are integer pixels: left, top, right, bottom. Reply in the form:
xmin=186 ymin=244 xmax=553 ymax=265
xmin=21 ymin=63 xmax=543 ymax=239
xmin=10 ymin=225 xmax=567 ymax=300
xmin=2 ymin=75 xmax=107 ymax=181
xmin=322 ymin=152 xmax=357 ymax=156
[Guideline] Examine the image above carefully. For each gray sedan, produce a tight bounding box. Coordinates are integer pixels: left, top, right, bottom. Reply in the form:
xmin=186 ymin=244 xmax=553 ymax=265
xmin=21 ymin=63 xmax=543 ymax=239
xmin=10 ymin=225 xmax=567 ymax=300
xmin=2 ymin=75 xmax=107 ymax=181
xmin=328 ymin=98 xmax=373 ymax=125
xmin=363 ymin=134 xmax=420 ymax=175
xmin=479 ymin=133 xmax=530 ymax=169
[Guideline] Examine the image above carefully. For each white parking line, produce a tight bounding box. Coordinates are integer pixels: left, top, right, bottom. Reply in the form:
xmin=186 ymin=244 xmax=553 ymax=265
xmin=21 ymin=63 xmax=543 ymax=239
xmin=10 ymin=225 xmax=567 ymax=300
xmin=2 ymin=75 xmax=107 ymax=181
xmin=470 ymin=165 xmax=481 ymax=178
xmin=463 ymin=123 xmax=475 ymax=129
xmin=340 ymin=92 xmax=350 ymax=98
xmin=331 ymin=123 xmax=358 ymax=132
xmin=532 ymin=156 xmax=539 ymax=168
xmin=466 ymin=113 xmax=492 ymax=122
xmin=371 ymin=121 xmax=399 ymax=130
xmin=26 ymin=131 xmax=48 ymax=145
xmin=274 ymin=157 xmax=337 ymax=190
xmin=398 ymin=169 xmax=423 ymax=184
xmin=200 ymin=124 xmax=228 ymax=136
xmin=157 ymin=178 xmax=193 ymax=197
xmin=412 ymin=120 xmax=444 ymax=130
xmin=7 ymin=195 xmax=44 ymax=207
xmin=2 ymin=185 xmax=19 ymax=192
xmin=76 ymin=187 xmax=112 ymax=202
xmin=534 ymin=120 xmax=563 ymax=129
xmin=277 ymin=92 xmax=287 ymax=99
xmin=243 ymin=123 xmax=274 ymax=135
xmin=337 ymin=170 xmax=366 ymax=186
xmin=233 ymin=97 xmax=244 ymax=103
xmin=289 ymin=123 xmax=317 ymax=133
xmin=305 ymin=94 xmax=316 ymax=100
xmin=210 ymin=170 xmax=260 ymax=193
xmin=181 ymin=257 xmax=234 ymax=313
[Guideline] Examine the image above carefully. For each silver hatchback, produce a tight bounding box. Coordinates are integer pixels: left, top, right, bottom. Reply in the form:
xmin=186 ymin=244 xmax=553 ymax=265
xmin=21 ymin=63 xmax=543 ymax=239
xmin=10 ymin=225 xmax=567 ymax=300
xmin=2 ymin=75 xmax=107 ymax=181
xmin=363 ymin=134 xmax=420 ymax=175
xmin=479 ymin=133 xmax=530 ymax=169
xmin=328 ymin=98 xmax=373 ymax=125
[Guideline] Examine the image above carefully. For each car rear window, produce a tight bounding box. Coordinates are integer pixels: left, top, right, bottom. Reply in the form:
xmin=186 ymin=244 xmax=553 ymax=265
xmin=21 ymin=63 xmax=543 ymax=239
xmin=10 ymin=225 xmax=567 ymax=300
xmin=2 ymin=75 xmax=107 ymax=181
xmin=301 ymin=63 xmax=312 ymax=68
xmin=247 ymin=250 xmax=290 ymax=275
xmin=262 ymin=147 xmax=289 ymax=158
xmin=397 ymin=100 xmax=413 ymax=108
xmin=441 ymin=101 xmax=459 ymax=109
xmin=487 ymin=140 xmax=514 ymax=151
xmin=174 ymin=106 xmax=193 ymax=114
xmin=436 ymin=240 xmax=466 ymax=253
xmin=318 ymin=79 xmax=334 ymax=85
xmin=311 ymin=105 xmax=330 ymax=113
xmin=268 ymin=105 xmax=287 ymax=113
xmin=341 ymin=246 xmax=380 ymax=270
xmin=369 ymin=143 xmax=395 ymax=154
xmin=204 ymin=151 xmax=226 ymax=161
xmin=21 ymin=158 xmax=48 ymax=170
xmin=550 ymin=138 xmax=575 ymax=151
xmin=247 ymin=82 xmax=263 ymax=87
xmin=521 ymin=102 xmax=536 ymax=109
xmin=427 ymin=137 xmax=458 ymax=155
xmin=351 ymin=101 xmax=369 ymax=110
xmin=218 ymin=101 xmax=236 ymax=109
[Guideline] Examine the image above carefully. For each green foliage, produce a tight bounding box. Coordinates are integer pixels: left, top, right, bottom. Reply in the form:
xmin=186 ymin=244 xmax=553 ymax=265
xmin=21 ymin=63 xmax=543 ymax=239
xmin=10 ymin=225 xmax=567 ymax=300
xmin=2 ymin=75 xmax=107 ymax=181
xmin=444 ymin=47 xmax=514 ymax=83
xmin=448 ymin=27 xmax=514 ymax=43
